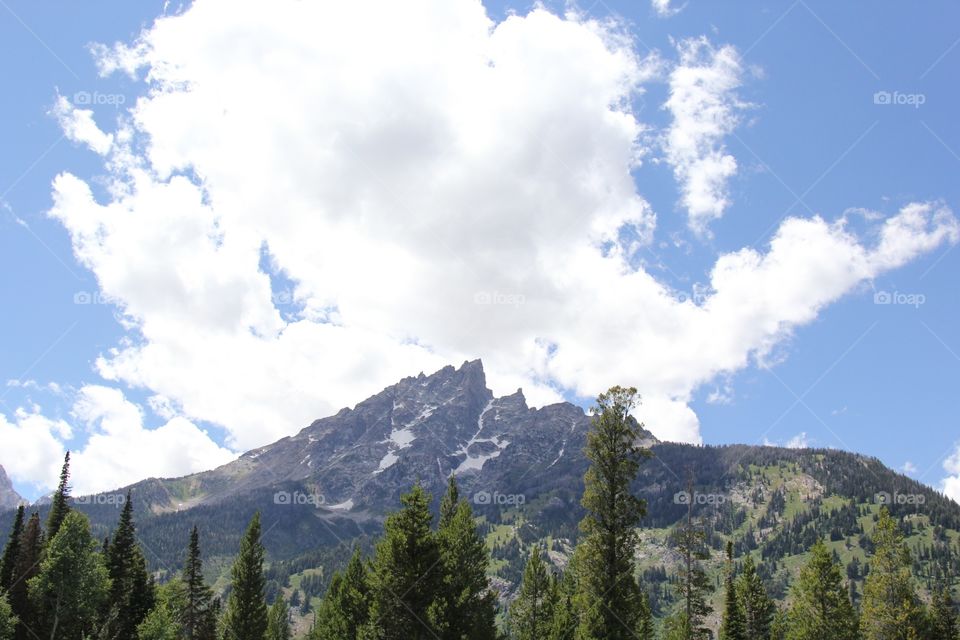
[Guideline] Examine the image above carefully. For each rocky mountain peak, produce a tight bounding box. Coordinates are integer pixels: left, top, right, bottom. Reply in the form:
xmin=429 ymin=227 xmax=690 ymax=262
xmin=0 ymin=465 xmax=23 ymax=510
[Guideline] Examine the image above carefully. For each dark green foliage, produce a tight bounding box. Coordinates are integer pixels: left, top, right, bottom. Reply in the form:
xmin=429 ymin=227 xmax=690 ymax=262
xmin=0 ymin=508 xmax=23 ymax=593
xmin=510 ymin=546 xmax=554 ymax=640
xmin=362 ymin=484 xmax=442 ymax=639
xmin=45 ymin=452 xmax=72 ymax=542
xmin=434 ymin=477 xmax=498 ymax=640
xmin=576 ymin=386 xmax=651 ymax=640
xmin=672 ymin=478 xmax=713 ymax=640
xmin=181 ymin=525 xmax=218 ymax=640
xmin=104 ymin=491 xmax=156 ymax=638
xmin=266 ymin=598 xmax=291 ymax=640
xmin=928 ymin=585 xmax=958 ymax=640
xmin=0 ymin=592 xmax=15 ymax=640
xmin=9 ymin=512 xmax=41 ymax=640
xmin=785 ymin=540 xmax=858 ymax=640
xmin=28 ymin=511 xmax=109 ymax=640
xmin=312 ymin=548 xmax=369 ymax=640
xmin=222 ymin=512 xmax=268 ymax=640
xmin=737 ymin=554 xmax=773 ymax=639
xmin=719 ymin=541 xmax=745 ymax=640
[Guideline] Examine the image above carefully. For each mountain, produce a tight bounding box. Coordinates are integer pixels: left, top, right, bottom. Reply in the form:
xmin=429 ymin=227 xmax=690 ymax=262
xmin=1 ymin=360 xmax=958 ymax=623
xmin=0 ymin=465 xmax=23 ymax=510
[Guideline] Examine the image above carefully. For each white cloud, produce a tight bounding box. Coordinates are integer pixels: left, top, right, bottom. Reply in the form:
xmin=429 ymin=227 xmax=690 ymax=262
xmin=901 ymin=461 xmax=917 ymax=475
xmin=943 ymin=446 xmax=960 ymax=503
xmin=0 ymin=409 xmax=71 ymax=495
xmin=39 ymin=0 xmax=959 ymax=483
xmin=663 ymin=36 xmax=746 ymax=233
xmin=785 ymin=432 xmax=810 ymax=449
xmin=651 ymin=0 xmax=683 ymax=18
xmin=51 ymin=95 xmax=113 ymax=155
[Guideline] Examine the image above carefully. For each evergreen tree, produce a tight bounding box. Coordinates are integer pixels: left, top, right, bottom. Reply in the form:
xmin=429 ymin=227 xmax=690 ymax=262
xmin=548 ymin=552 xmax=580 ymax=640
xmin=673 ymin=477 xmax=713 ymax=640
xmin=137 ymin=604 xmax=179 ymax=640
xmin=860 ymin=508 xmax=925 ymax=640
xmin=312 ymin=547 xmax=369 ymax=640
xmin=0 ymin=507 xmax=23 ymax=592
xmin=737 ymin=554 xmax=773 ymax=640
xmin=575 ymin=386 xmax=651 ymax=640
xmin=181 ymin=526 xmax=218 ymax=640
xmin=635 ymin=587 xmax=654 ymax=640
xmin=222 ymin=512 xmax=268 ymax=640
xmin=0 ymin=592 xmax=15 ymax=640
xmin=510 ymin=546 xmax=554 ymax=640
xmin=719 ymin=541 xmax=745 ymax=640
xmin=266 ymin=599 xmax=292 ymax=640
xmin=928 ymin=585 xmax=959 ymax=640
xmin=434 ymin=477 xmax=498 ymax=640
xmin=45 ymin=452 xmax=71 ymax=541
xmin=770 ymin=608 xmax=788 ymax=640
xmin=785 ymin=540 xmax=858 ymax=640
xmin=104 ymin=491 xmax=156 ymax=638
xmin=28 ymin=511 xmax=109 ymax=640
xmin=361 ymin=484 xmax=442 ymax=640
xmin=9 ymin=513 xmax=41 ymax=640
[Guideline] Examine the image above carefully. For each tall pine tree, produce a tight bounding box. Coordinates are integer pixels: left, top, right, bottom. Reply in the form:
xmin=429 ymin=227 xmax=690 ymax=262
xmin=104 ymin=491 xmax=156 ymax=639
xmin=181 ymin=525 xmax=218 ymax=640
xmin=737 ymin=554 xmax=773 ymax=640
xmin=9 ymin=513 xmax=41 ymax=640
xmin=672 ymin=476 xmax=713 ymax=640
xmin=0 ymin=592 xmax=15 ymax=640
xmin=28 ymin=511 xmax=109 ymax=640
xmin=222 ymin=512 xmax=268 ymax=640
xmin=860 ymin=508 xmax=925 ymax=640
xmin=510 ymin=546 xmax=554 ymax=640
xmin=434 ymin=476 xmax=498 ymax=640
xmin=928 ymin=585 xmax=959 ymax=640
xmin=575 ymin=386 xmax=651 ymax=640
xmin=45 ymin=452 xmax=71 ymax=541
xmin=785 ymin=540 xmax=858 ymax=640
xmin=266 ymin=599 xmax=291 ymax=640
xmin=0 ymin=507 xmax=24 ymax=592
xmin=312 ymin=547 xmax=369 ymax=640
xmin=362 ymin=484 xmax=442 ymax=640
xmin=719 ymin=541 xmax=745 ymax=640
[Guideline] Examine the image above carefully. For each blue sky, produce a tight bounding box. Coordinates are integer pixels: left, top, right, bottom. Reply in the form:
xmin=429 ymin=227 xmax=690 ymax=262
xmin=1 ymin=0 xmax=959 ymax=501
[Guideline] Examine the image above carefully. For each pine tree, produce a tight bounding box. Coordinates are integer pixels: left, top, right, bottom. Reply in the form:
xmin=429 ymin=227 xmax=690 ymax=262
xmin=635 ymin=587 xmax=654 ymax=640
xmin=104 ymin=491 xmax=156 ymax=638
xmin=434 ymin=477 xmax=498 ymax=640
xmin=45 ymin=452 xmax=71 ymax=541
xmin=266 ymin=599 xmax=292 ymax=640
xmin=737 ymin=554 xmax=773 ymax=640
xmin=575 ymin=386 xmax=651 ymax=640
xmin=28 ymin=511 xmax=109 ymax=640
xmin=361 ymin=484 xmax=442 ymax=640
xmin=549 ymin=552 xmax=580 ymax=640
xmin=0 ymin=507 xmax=24 ymax=592
xmin=785 ymin=540 xmax=858 ymax=640
xmin=137 ymin=604 xmax=179 ymax=640
xmin=928 ymin=585 xmax=959 ymax=640
xmin=510 ymin=546 xmax=554 ymax=640
xmin=0 ymin=592 xmax=15 ymax=640
xmin=181 ymin=525 xmax=218 ymax=640
xmin=673 ymin=477 xmax=713 ymax=640
xmin=312 ymin=547 xmax=369 ymax=640
xmin=9 ymin=513 xmax=41 ymax=640
xmin=222 ymin=512 xmax=269 ymax=640
xmin=860 ymin=508 xmax=925 ymax=640
xmin=719 ymin=541 xmax=745 ymax=640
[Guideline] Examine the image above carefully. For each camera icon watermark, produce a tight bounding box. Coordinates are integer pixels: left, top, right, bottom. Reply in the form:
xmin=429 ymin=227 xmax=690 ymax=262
xmin=873 ymin=290 xmax=925 ymax=308
xmin=873 ymin=91 xmax=925 ymax=108
xmin=473 ymin=291 xmax=525 ymax=307
xmin=472 ymin=490 xmax=525 ymax=506
xmin=73 ymin=291 xmax=110 ymax=305
xmin=673 ymin=290 xmax=707 ymax=305
xmin=874 ymin=491 xmax=925 ymax=506
xmin=274 ymin=490 xmax=325 ymax=508
xmin=74 ymin=493 xmax=126 ymax=507
xmin=73 ymin=91 xmax=126 ymax=108
xmin=673 ymin=491 xmax=726 ymax=505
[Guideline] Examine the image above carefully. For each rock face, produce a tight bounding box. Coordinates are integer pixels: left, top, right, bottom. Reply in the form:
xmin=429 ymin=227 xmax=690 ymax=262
xmin=0 ymin=465 xmax=23 ymax=510
xmin=133 ymin=359 xmax=653 ymax=517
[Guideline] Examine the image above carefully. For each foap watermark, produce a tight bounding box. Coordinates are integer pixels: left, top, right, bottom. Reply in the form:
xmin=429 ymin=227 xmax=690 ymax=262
xmin=75 ymin=493 xmax=126 ymax=507
xmin=874 ymin=290 xmax=925 ymax=308
xmin=274 ymin=490 xmax=326 ymax=508
xmin=875 ymin=491 xmax=925 ymax=506
xmin=472 ymin=490 xmax=525 ymax=506
xmin=473 ymin=291 xmax=525 ymax=307
xmin=74 ymin=90 xmax=126 ymax=108
xmin=74 ymin=291 xmax=110 ymax=305
xmin=673 ymin=290 xmax=708 ymax=305
xmin=673 ymin=491 xmax=726 ymax=506
xmin=873 ymin=91 xmax=925 ymax=108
